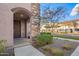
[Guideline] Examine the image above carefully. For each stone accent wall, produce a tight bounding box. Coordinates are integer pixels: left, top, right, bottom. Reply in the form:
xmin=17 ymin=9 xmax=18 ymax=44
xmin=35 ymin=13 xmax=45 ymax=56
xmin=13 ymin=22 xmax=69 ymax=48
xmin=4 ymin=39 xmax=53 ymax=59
xmin=31 ymin=3 xmax=40 ymax=37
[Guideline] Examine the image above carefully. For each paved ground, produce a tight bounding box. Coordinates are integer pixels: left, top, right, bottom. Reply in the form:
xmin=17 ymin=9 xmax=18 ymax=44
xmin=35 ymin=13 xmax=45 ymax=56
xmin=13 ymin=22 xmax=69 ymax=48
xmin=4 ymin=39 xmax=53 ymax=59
xmin=14 ymin=38 xmax=32 ymax=45
xmin=13 ymin=38 xmax=32 ymax=48
xmin=14 ymin=45 xmax=45 ymax=56
xmin=53 ymin=33 xmax=79 ymax=38
xmin=14 ymin=37 xmax=79 ymax=56
xmin=54 ymin=37 xmax=79 ymax=43
xmin=71 ymin=46 xmax=79 ymax=56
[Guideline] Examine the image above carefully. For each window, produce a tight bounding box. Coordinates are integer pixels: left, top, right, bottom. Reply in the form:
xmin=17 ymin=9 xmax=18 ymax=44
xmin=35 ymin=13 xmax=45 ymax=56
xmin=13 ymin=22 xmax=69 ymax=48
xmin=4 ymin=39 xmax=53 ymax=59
xmin=75 ymin=29 xmax=79 ymax=31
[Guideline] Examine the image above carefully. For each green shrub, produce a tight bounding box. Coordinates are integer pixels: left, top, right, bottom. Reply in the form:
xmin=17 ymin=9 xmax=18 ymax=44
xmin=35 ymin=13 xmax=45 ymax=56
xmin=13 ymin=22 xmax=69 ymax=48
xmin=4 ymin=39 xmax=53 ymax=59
xmin=50 ymin=47 xmax=64 ymax=56
xmin=0 ymin=40 xmax=6 ymax=53
xmin=62 ymin=44 xmax=73 ymax=50
xmin=35 ymin=32 xmax=53 ymax=46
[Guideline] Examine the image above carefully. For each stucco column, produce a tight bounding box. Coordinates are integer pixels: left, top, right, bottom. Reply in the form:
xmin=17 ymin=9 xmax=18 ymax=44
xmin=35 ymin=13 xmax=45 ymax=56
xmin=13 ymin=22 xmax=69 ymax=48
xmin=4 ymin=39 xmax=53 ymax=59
xmin=26 ymin=19 xmax=31 ymax=39
xmin=7 ymin=11 xmax=14 ymax=47
xmin=21 ymin=20 xmax=25 ymax=38
xmin=30 ymin=16 xmax=33 ymax=39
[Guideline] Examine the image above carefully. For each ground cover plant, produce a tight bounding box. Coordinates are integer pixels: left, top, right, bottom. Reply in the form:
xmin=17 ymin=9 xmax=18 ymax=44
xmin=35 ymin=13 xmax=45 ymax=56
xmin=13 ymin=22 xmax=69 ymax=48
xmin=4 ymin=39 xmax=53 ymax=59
xmin=0 ymin=40 xmax=6 ymax=53
xmin=0 ymin=40 xmax=14 ymax=56
xmin=42 ymin=46 xmax=64 ymax=56
xmin=62 ymin=44 xmax=73 ymax=50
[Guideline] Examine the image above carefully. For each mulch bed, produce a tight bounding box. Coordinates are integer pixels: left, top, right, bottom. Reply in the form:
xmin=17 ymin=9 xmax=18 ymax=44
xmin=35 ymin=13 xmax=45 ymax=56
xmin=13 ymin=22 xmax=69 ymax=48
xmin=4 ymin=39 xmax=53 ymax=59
xmin=35 ymin=39 xmax=79 ymax=56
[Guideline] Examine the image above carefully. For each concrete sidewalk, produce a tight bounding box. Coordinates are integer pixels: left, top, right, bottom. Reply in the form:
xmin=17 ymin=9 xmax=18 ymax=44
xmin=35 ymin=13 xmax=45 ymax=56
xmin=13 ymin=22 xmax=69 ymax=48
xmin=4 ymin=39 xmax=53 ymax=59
xmin=14 ymin=45 xmax=45 ymax=56
xmin=71 ymin=46 xmax=79 ymax=56
xmin=54 ymin=37 xmax=79 ymax=43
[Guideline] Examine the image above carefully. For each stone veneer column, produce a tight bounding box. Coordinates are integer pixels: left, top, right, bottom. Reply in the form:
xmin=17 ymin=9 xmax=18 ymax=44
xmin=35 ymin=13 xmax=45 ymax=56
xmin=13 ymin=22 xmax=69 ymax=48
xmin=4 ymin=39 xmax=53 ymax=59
xmin=31 ymin=3 xmax=40 ymax=38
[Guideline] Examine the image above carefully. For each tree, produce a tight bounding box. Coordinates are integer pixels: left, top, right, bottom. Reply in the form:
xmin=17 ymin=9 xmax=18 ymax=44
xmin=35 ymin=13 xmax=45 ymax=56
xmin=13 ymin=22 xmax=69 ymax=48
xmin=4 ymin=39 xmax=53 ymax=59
xmin=41 ymin=5 xmax=67 ymax=33
xmin=72 ymin=20 xmax=77 ymax=32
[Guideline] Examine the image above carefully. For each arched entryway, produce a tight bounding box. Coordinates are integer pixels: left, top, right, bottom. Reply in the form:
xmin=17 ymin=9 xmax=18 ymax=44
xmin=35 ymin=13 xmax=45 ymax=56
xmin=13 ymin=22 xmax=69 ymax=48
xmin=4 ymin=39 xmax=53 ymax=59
xmin=11 ymin=7 xmax=32 ymax=44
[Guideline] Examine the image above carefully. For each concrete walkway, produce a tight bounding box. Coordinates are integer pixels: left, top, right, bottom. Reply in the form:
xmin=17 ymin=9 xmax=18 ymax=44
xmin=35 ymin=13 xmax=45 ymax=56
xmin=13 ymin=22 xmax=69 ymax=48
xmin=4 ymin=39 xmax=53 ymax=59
xmin=14 ymin=45 xmax=45 ymax=56
xmin=71 ymin=46 xmax=79 ymax=56
xmin=54 ymin=37 xmax=79 ymax=43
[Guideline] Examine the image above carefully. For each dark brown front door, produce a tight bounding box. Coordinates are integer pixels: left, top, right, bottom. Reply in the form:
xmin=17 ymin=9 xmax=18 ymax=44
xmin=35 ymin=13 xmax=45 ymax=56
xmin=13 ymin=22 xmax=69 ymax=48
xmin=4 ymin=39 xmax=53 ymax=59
xmin=14 ymin=20 xmax=21 ymax=38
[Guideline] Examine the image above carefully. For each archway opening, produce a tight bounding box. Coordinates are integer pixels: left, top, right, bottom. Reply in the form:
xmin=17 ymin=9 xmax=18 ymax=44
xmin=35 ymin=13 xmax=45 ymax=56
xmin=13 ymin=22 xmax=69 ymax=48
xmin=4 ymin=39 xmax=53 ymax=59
xmin=14 ymin=10 xmax=30 ymax=38
xmin=11 ymin=7 xmax=32 ymax=44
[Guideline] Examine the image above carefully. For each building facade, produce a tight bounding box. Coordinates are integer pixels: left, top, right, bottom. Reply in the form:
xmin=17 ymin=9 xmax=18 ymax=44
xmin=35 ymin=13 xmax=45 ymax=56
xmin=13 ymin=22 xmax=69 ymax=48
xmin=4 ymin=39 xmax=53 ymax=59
xmin=41 ymin=19 xmax=79 ymax=34
xmin=0 ymin=3 xmax=40 ymax=47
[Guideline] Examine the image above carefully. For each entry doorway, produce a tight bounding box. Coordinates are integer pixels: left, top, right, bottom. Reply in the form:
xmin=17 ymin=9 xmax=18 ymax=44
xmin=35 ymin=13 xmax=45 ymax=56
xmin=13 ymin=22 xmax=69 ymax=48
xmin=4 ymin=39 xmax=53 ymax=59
xmin=13 ymin=9 xmax=29 ymax=38
xmin=12 ymin=7 xmax=32 ymax=45
xmin=14 ymin=19 xmax=27 ymax=38
xmin=14 ymin=20 xmax=21 ymax=38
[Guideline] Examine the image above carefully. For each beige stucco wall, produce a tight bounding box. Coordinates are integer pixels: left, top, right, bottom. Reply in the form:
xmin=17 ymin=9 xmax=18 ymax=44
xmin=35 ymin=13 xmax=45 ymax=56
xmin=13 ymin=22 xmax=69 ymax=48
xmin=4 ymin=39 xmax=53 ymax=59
xmin=0 ymin=3 xmax=32 ymax=47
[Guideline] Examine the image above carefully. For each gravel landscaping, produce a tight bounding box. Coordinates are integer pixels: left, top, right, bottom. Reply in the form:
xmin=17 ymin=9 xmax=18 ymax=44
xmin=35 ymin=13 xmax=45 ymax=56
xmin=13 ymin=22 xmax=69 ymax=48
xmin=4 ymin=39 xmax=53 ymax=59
xmin=35 ymin=39 xmax=79 ymax=56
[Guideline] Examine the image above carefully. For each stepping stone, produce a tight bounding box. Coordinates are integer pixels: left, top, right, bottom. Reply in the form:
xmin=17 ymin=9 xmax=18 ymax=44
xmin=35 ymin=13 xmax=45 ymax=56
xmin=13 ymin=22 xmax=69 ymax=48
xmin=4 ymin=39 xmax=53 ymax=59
xmin=14 ymin=45 xmax=45 ymax=56
xmin=71 ymin=46 xmax=79 ymax=56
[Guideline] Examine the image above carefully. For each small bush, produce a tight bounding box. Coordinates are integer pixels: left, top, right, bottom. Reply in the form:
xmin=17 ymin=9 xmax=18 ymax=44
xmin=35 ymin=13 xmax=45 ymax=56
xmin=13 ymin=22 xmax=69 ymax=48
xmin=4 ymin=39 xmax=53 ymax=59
xmin=62 ymin=44 xmax=73 ymax=50
xmin=0 ymin=40 xmax=6 ymax=53
xmin=35 ymin=32 xmax=53 ymax=47
xmin=50 ymin=47 xmax=64 ymax=56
